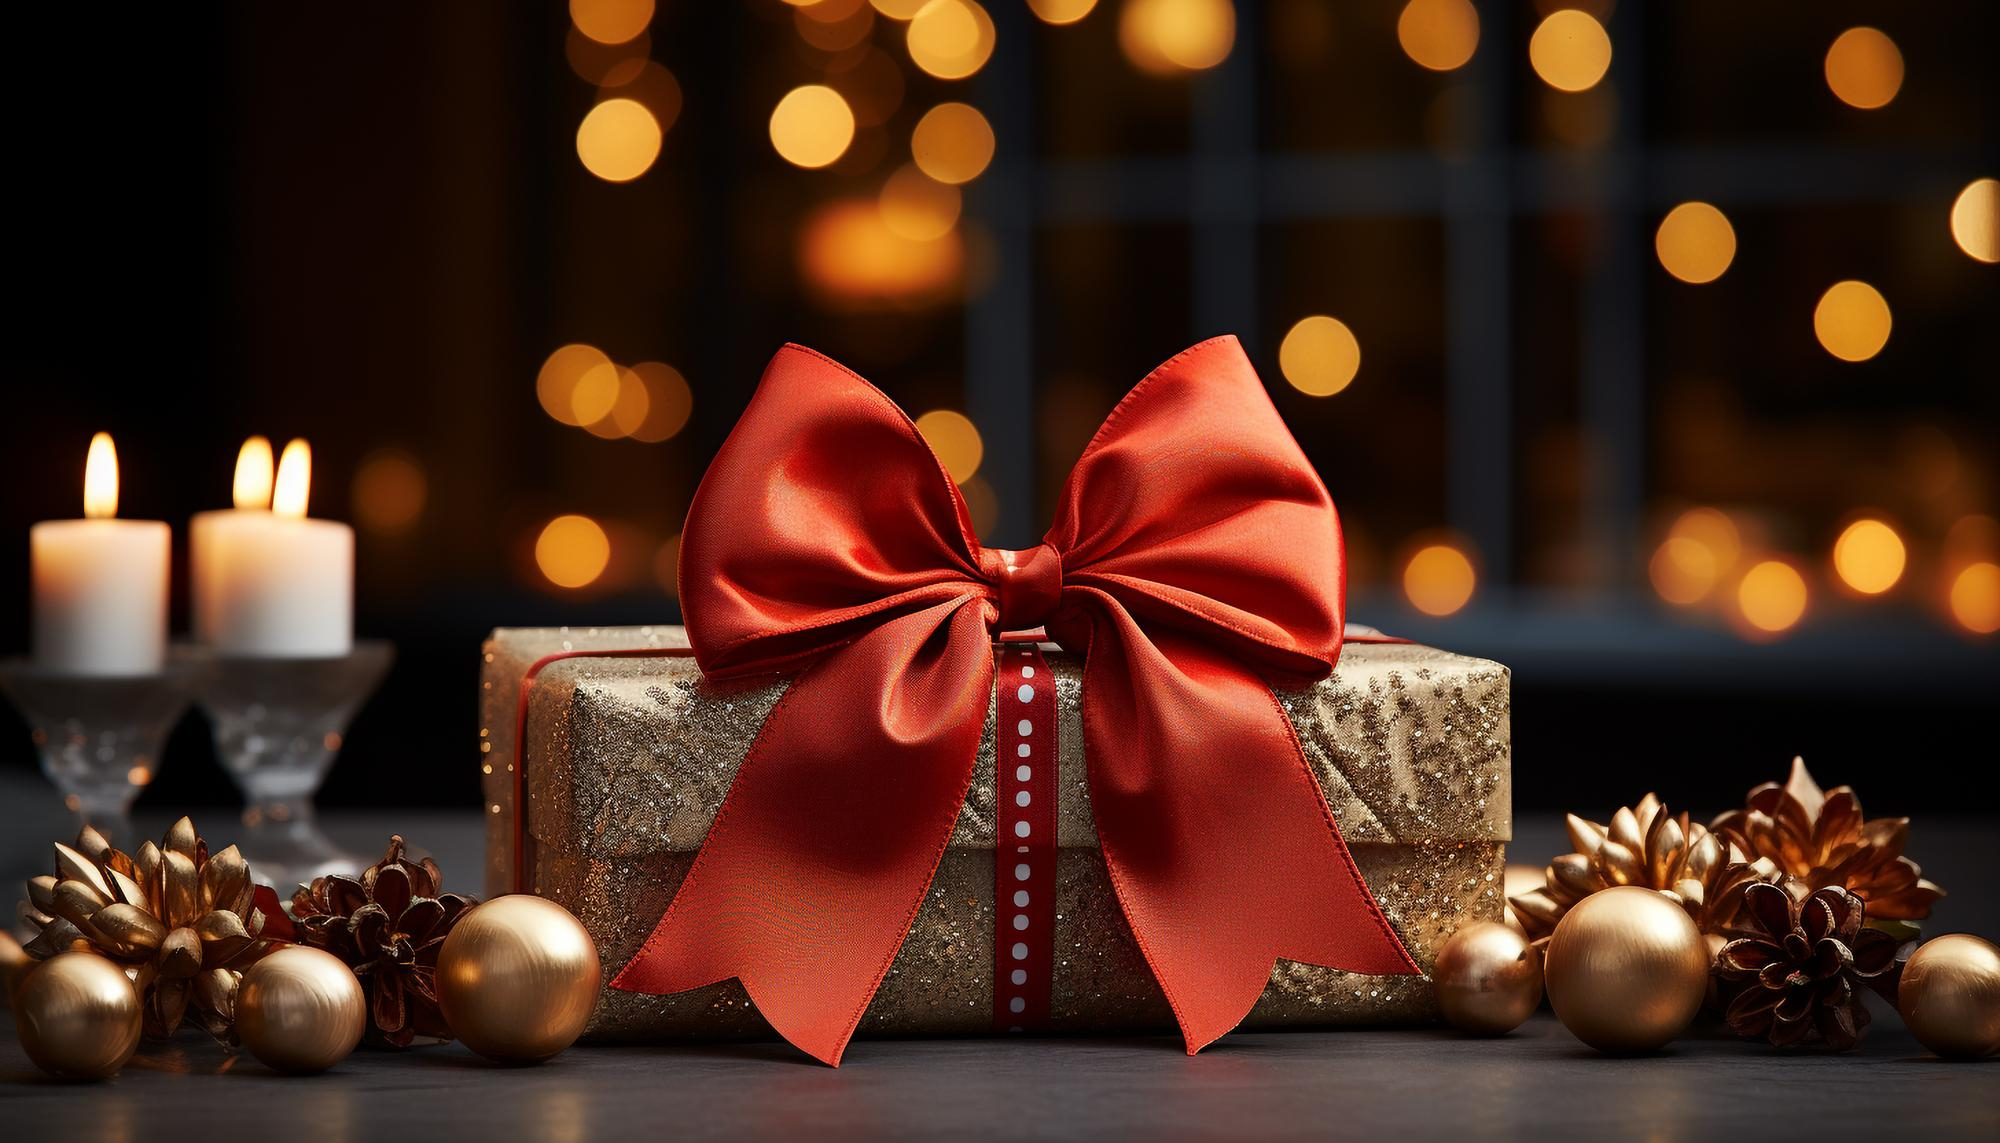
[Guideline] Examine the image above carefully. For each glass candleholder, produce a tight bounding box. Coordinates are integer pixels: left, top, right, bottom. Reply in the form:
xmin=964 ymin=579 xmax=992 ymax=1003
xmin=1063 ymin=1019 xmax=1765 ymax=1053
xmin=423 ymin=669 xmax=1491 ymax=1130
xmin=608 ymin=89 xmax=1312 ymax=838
xmin=0 ymin=652 xmax=202 ymax=851
xmin=193 ymin=640 xmax=393 ymax=889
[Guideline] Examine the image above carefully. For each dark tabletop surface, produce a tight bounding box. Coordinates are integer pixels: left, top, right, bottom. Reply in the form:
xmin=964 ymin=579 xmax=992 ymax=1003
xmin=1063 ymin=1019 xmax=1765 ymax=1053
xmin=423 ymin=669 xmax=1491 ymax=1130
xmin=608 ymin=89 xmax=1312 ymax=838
xmin=2 ymin=780 xmax=1995 ymax=1142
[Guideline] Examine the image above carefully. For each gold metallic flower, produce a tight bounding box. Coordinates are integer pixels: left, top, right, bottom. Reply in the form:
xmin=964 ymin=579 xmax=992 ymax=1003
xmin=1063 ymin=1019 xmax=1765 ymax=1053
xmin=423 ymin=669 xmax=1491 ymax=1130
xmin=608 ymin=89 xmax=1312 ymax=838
xmin=21 ymin=819 xmax=278 ymax=1038
xmin=1509 ymin=793 xmax=1782 ymax=944
xmin=1711 ymin=757 xmax=1943 ymax=922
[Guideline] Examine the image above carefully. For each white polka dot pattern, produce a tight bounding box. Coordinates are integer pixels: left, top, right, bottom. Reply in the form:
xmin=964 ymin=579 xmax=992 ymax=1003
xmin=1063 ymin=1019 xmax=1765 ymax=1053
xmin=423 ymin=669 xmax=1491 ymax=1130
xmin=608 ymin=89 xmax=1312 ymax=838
xmin=994 ymin=639 xmax=1055 ymax=1032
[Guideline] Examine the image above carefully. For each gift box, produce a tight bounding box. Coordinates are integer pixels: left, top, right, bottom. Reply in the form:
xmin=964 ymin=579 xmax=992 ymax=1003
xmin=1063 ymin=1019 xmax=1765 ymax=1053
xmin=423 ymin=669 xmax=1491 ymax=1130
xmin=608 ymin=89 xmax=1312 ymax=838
xmin=480 ymin=623 xmax=1511 ymax=1040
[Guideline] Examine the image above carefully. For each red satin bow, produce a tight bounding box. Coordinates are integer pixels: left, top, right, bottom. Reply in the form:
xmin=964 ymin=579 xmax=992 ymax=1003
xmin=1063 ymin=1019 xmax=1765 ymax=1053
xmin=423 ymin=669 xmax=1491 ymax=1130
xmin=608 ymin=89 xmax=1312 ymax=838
xmin=611 ymin=336 xmax=1417 ymax=1064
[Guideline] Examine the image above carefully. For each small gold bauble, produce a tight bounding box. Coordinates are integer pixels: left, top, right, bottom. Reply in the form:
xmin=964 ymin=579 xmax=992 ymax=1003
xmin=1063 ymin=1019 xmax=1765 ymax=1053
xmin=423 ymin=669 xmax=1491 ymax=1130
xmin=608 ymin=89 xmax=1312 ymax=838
xmin=437 ymin=894 xmax=600 ymax=1063
xmin=236 ymin=946 xmax=367 ymax=1074
xmin=1544 ymin=885 xmax=1709 ymax=1053
xmin=14 ymin=951 xmax=143 ymax=1080
xmin=1898 ymin=934 xmax=2000 ymax=1059
xmin=1434 ymin=921 xmax=1542 ymax=1035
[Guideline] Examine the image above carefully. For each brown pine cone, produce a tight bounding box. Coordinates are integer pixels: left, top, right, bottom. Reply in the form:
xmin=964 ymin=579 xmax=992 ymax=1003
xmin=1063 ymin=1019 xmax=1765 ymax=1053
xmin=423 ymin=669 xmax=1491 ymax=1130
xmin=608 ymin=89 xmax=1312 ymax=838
xmin=1711 ymin=757 xmax=1943 ymax=922
xmin=20 ymin=819 xmax=278 ymax=1039
xmin=1715 ymin=882 xmax=1907 ymax=1050
xmin=291 ymin=836 xmax=477 ymax=1046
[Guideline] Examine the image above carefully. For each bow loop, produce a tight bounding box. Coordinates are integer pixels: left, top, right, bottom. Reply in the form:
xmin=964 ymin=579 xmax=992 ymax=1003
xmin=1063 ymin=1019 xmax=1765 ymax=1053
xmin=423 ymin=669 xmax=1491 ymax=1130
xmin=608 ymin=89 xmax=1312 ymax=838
xmin=678 ymin=344 xmax=985 ymax=678
xmin=1049 ymin=337 xmax=1346 ymax=681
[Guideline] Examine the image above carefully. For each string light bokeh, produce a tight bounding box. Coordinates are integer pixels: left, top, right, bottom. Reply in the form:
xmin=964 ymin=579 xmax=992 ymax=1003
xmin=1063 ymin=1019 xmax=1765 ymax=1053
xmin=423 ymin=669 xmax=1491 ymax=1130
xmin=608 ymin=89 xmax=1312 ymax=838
xmin=8 ymin=1 xmax=1995 ymax=815
xmin=522 ymin=0 xmax=1999 ymax=639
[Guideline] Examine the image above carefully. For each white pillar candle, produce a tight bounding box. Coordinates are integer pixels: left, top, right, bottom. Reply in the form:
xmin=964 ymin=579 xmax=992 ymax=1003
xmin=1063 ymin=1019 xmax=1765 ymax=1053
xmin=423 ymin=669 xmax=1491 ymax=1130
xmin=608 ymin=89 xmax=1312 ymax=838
xmin=30 ymin=433 xmax=170 ymax=676
xmin=191 ymin=438 xmax=354 ymax=658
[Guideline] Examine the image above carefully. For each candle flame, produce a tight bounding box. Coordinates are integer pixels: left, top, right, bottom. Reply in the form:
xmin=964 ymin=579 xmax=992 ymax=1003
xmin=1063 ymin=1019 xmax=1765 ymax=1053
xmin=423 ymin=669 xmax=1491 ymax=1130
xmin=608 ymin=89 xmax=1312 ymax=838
xmin=233 ymin=436 xmax=275 ymax=509
xmin=273 ymin=439 xmax=312 ymax=518
xmin=83 ymin=432 xmax=119 ymax=519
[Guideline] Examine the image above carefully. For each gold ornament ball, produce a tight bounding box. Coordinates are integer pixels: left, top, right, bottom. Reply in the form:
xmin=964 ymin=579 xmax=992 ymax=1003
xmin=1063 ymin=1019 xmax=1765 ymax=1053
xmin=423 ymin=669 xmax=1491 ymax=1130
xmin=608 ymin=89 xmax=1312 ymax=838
xmin=14 ymin=951 xmax=143 ymax=1080
xmin=1898 ymin=934 xmax=2000 ymax=1059
xmin=1544 ymin=885 xmax=1709 ymax=1053
xmin=236 ymin=946 xmax=368 ymax=1074
xmin=1434 ymin=921 xmax=1543 ymax=1035
xmin=437 ymin=894 xmax=601 ymax=1062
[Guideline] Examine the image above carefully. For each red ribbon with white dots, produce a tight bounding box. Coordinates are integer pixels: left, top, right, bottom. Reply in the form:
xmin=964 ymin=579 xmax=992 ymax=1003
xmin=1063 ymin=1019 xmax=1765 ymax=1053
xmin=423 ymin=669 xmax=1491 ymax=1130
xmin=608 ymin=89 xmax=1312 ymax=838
xmin=993 ymin=637 xmax=1058 ymax=1032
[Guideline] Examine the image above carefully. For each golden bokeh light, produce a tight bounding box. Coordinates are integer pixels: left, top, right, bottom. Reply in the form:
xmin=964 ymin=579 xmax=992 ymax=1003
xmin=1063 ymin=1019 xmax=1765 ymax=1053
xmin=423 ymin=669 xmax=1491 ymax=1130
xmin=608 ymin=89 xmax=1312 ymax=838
xmin=800 ymin=198 xmax=966 ymax=303
xmin=1649 ymin=536 xmax=1719 ymax=606
xmin=570 ymin=0 xmax=653 ymax=45
xmin=1119 ymin=0 xmax=1237 ymax=76
xmin=627 ymin=361 xmax=693 ymax=443
xmin=1278 ymin=315 xmax=1361 ymax=397
xmin=871 ymin=0 xmax=930 ymax=17
xmin=879 ymin=164 xmax=962 ymax=241
xmin=907 ymin=0 xmax=996 ymax=81
xmin=1528 ymin=9 xmax=1612 ymax=93
xmin=575 ymin=98 xmax=661 ymax=183
xmin=1949 ymin=562 xmax=2000 ymax=635
xmin=597 ymin=61 xmax=681 ymax=135
xmin=1654 ymin=202 xmax=1736 ymax=284
xmin=1667 ymin=507 xmax=1742 ymax=572
xmin=914 ymin=409 xmax=984 ymax=483
xmin=1949 ymin=178 xmax=1999 ymax=264
xmin=1737 ymin=560 xmax=1807 ymax=635
xmin=537 ymin=344 xmax=613 ymax=427
xmin=536 ymin=515 xmax=612 ymax=590
xmin=1813 ymin=280 xmax=1892 ymax=363
xmin=770 ymin=85 xmax=857 ymax=169
xmin=1824 ymin=27 xmax=1903 ymax=110
xmin=1832 ymin=518 xmax=1906 ymax=595
xmin=1029 ymin=0 xmax=1098 ymax=25
xmin=1396 ymin=0 xmax=1479 ymax=73
xmin=911 ymin=103 xmax=995 ymax=184
xmin=586 ymin=367 xmax=654 ymax=439
xmin=569 ymin=361 xmax=622 ymax=426
xmin=351 ymin=449 xmax=428 ymax=536
xmin=1404 ymin=544 xmax=1477 ymax=617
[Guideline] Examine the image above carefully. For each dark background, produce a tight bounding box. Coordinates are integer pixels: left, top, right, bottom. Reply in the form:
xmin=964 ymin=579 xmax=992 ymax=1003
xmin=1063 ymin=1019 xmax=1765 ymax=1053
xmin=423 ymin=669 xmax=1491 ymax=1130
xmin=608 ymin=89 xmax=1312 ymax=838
xmin=4 ymin=1 xmax=1995 ymax=824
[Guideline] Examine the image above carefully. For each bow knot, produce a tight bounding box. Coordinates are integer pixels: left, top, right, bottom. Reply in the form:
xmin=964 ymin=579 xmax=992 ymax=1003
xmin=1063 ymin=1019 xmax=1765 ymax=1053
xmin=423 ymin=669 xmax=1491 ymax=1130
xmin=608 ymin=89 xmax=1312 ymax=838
xmin=611 ymin=336 xmax=1417 ymax=1066
xmin=981 ymin=543 xmax=1062 ymax=632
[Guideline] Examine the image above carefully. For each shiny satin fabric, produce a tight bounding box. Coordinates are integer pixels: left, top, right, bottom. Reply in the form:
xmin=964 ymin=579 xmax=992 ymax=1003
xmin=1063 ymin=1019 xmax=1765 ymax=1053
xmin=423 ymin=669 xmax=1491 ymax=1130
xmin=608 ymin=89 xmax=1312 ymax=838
xmin=610 ymin=336 xmax=1418 ymax=1065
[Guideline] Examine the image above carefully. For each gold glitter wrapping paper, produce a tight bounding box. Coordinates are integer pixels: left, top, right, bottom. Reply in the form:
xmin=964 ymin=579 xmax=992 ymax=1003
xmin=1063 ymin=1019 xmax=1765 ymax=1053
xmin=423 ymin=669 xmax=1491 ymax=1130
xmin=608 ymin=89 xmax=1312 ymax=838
xmin=480 ymin=626 xmax=1511 ymax=1039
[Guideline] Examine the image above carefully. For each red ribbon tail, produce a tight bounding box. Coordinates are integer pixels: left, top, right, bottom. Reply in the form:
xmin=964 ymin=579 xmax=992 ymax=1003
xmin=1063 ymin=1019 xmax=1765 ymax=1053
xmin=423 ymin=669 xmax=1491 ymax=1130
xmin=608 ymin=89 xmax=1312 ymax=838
xmin=1083 ymin=621 xmax=1418 ymax=1055
xmin=611 ymin=929 xmax=868 ymax=1067
xmin=610 ymin=605 xmax=993 ymax=1066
